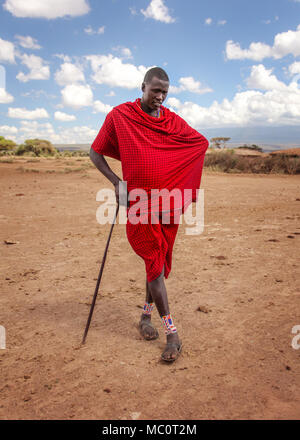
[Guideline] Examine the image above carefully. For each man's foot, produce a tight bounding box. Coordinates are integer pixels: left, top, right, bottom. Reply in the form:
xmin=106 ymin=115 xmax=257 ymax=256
xmin=139 ymin=314 xmax=159 ymax=340
xmin=161 ymin=332 xmax=182 ymax=362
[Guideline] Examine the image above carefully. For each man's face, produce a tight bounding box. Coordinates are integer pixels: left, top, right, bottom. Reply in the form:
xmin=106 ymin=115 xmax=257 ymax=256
xmin=141 ymin=76 xmax=169 ymax=111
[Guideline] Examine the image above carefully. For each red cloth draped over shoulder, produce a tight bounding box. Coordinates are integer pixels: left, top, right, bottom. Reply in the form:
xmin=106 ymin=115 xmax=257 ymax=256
xmin=91 ymin=99 xmax=209 ymax=282
xmin=91 ymin=98 xmax=209 ymax=216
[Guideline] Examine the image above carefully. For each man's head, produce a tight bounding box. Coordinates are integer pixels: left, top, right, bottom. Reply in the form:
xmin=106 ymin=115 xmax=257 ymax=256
xmin=141 ymin=67 xmax=169 ymax=112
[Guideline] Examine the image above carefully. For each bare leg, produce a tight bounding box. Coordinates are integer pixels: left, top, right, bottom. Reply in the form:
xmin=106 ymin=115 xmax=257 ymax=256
xmin=147 ymin=267 xmax=181 ymax=361
xmin=139 ymin=280 xmax=159 ymax=340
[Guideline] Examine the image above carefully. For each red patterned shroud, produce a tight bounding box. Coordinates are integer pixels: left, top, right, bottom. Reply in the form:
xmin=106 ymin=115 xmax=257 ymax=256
xmin=91 ymin=98 xmax=209 ymax=281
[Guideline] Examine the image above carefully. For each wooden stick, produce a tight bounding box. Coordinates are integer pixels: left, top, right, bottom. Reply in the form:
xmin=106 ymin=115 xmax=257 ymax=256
xmin=81 ymin=203 xmax=119 ymax=345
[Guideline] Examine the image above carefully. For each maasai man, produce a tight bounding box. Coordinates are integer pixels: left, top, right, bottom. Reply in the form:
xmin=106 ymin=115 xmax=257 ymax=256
xmin=90 ymin=67 xmax=209 ymax=362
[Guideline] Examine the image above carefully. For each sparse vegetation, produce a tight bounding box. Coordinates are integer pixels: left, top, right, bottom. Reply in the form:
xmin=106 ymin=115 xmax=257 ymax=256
xmin=58 ymin=150 xmax=89 ymax=157
xmin=0 ymin=157 xmax=15 ymax=163
xmin=204 ymin=150 xmax=300 ymax=174
xmin=0 ymin=136 xmax=17 ymax=151
xmin=210 ymin=137 xmax=231 ymax=149
xmin=16 ymin=139 xmax=58 ymax=157
xmin=237 ymin=144 xmax=263 ymax=152
xmin=1 ymin=135 xmax=299 ymax=175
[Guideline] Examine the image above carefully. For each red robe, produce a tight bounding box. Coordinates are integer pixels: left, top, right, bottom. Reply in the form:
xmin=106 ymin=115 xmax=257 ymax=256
xmin=91 ymin=98 xmax=209 ymax=282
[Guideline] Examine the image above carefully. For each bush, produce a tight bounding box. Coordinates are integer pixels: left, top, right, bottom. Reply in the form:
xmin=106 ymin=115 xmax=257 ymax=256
xmin=16 ymin=139 xmax=58 ymax=157
xmin=0 ymin=136 xmax=17 ymax=151
xmin=204 ymin=151 xmax=237 ymax=172
xmin=58 ymin=150 xmax=89 ymax=157
xmin=237 ymin=144 xmax=263 ymax=152
xmin=204 ymin=150 xmax=300 ymax=174
xmin=0 ymin=149 xmax=16 ymax=156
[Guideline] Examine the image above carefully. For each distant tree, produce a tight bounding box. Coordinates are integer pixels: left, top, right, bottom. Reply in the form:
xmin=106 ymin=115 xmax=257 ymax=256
xmin=16 ymin=139 xmax=58 ymax=156
xmin=210 ymin=137 xmax=221 ymax=149
xmin=0 ymin=136 xmax=17 ymax=151
xmin=210 ymin=137 xmax=231 ymax=149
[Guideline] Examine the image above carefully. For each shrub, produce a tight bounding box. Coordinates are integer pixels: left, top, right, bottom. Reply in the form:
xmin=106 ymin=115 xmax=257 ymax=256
xmin=57 ymin=150 xmax=89 ymax=157
xmin=204 ymin=150 xmax=300 ymax=174
xmin=204 ymin=151 xmax=237 ymax=172
xmin=16 ymin=139 xmax=58 ymax=156
xmin=0 ymin=136 xmax=17 ymax=151
xmin=237 ymin=144 xmax=263 ymax=152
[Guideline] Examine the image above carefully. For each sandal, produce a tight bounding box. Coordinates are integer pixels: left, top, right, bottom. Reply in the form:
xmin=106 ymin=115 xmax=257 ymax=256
xmin=161 ymin=341 xmax=183 ymax=362
xmin=138 ymin=320 xmax=159 ymax=340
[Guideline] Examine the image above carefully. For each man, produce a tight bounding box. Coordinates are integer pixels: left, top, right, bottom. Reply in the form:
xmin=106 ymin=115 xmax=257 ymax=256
xmin=90 ymin=67 xmax=208 ymax=362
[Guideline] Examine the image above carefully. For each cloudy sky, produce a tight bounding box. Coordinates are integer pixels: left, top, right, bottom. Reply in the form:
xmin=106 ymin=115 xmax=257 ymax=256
xmin=1 ymin=0 xmax=300 ymax=146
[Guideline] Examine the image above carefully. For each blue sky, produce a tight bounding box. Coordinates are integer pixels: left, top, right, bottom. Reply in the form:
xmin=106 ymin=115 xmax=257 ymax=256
xmin=1 ymin=0 xmax=300 ymax=146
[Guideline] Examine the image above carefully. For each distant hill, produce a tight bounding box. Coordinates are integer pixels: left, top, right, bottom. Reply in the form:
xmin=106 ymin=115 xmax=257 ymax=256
xmin=270 ymin=148 xmax=300 ymax=157
xmin=54 ymin=144 xmax=90 ymax=151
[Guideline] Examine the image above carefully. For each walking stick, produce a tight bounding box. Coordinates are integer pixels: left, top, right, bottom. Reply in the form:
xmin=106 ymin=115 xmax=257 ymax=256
xmin=81 ymin=202 xmax=120 ymax=345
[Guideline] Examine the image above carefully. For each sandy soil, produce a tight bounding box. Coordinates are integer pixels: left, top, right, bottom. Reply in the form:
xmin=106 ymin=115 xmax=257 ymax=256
xmin=0 ymin=156 xmax=300 ymax=420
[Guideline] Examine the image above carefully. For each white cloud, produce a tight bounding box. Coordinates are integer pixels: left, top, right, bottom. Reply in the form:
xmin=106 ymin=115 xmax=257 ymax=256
xmin=54 ymin=111 xmax=76 ymax=121
xmin=288 ymin=61 xmax=300 ymax=75
xmin=17 ymin=120 xmax=97 ymax=144
xmin=226 ymin=24 xmax=300 ymax=61
xmin=218 ymin=20 xmax=226 ymax=26
xmin=112 ymin=46 xmax=132 ymax=59
xmin=141 ymin=0 xmax=175 ymax=24
xmin=169 ymin=76 xmax=212 ymax=95
xmin=225 ymin=40 xmax=273 ymax=61
xmin=86 ymin=54 xmax=150 ymax=89
xmin=84 ymin=25 xmax=105 ymax=35
xmin=0 ymin=125 xmax=18 ymax=137
xmin=0 ymin=88 xmax=14 ymax=103
xmin=3 ymin=0 xmax=90 ymax=19
xmin=246 ymin=64 xmax=287 ymax=91
xmin=20 ymin=120 xmax=54 ymax=136
xmin=205 ymin=18 xmax=212 ymax=25
xmin=53 ymin=53 xmax=71 ymax=63
xmin=55 ymin=62 xmax=85 ymax=86
xmin=21 ymin=89 xmax=57 ymax=100
xmin=15 ymin=35 xmax=41 ymax=50
xmin=61 ymin=84 xmax=93 ymax=109
xmin=105 ymin=90 xmax=115 ymax=97
xmin=93 ymin=100 xmax=113 ymax=114
xmin=8 ymin=107 xmax=49 ymax=119
xmin=167 ymin=69 xmax=300 ymax=128
xmin=167 ymin=97 xmax=181 ymax=108
xmin=129 ymin=6 xmax=137 ymax=16
xmin=0 ymin=37 xmax=15 ymax=63
xmin=16 ymin=54 xmax=50 ymax=82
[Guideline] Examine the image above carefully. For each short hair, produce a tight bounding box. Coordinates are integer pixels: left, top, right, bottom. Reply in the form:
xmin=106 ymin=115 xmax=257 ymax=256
xmin=143 ymin=67 xmax=169 ymax=83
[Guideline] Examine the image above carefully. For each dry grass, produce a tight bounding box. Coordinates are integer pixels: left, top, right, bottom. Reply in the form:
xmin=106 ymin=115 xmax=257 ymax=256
xmin=270 ymin=148 xmax=300 ymax=157
xmin=204 ymin=150 xmax=300 ymax=174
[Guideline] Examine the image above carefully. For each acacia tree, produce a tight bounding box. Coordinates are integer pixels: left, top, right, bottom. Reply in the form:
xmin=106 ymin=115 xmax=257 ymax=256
xmin=16 ymin=139 xmax=58 ymax=156
xmin=0 ymin=136 xmax=17 ymax=151
xmin=210 ymin=137 xmax=231 ymax=149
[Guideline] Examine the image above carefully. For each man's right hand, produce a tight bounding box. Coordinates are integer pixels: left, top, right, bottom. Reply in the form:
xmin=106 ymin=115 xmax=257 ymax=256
xmin=114 ymin=180 xmax=129 ymax=207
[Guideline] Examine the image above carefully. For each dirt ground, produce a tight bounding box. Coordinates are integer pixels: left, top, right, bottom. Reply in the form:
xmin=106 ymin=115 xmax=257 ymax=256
xmin=0 ymin=156 xmax=300 ymax=420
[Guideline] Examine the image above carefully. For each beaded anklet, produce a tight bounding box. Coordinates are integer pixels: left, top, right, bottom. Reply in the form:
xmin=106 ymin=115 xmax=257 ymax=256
xmin=161 ymin=314 xmax=177 ymax=335
xmin=143 ymin=302 xmax=154 ymax=315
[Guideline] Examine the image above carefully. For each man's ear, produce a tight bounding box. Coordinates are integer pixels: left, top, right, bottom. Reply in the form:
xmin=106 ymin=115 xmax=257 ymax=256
xmin=141 ymin=82 xmax=145 ymax=92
